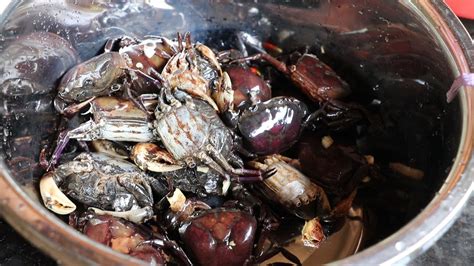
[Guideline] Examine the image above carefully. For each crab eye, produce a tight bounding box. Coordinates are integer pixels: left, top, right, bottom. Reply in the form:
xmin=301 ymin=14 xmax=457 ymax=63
xmin=83 ymin=77 xmax=94 ymax=88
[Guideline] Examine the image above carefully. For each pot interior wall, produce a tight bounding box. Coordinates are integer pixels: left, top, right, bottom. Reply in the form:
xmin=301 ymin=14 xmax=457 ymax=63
xmin=0 ymin=0 xmax=463 ymax=263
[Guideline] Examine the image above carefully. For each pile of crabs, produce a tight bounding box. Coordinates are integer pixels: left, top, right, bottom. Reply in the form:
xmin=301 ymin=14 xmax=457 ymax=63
xmin=39 ymin=32 xmax=376 ymax=265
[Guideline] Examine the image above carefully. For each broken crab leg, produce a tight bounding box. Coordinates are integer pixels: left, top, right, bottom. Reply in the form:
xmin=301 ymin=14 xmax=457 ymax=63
xmin=90 ymin=206 xmax=154 ymax=224
xmin=302 ymin=218 xmax=326 ymax=248
xmin=47 ymin=130 xmax=71 ymax=170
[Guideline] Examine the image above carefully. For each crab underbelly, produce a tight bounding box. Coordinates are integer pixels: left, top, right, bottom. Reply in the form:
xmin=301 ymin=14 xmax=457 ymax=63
xmin=155 ymin=107 xmax=209 ymax=160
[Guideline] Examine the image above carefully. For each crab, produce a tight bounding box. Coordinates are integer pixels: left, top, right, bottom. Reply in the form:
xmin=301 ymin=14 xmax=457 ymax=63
xmin=130 ymin=143 xmax=225 ymax=196
xmin=151 ymin=88 xmax=272 ymax=190
xmin=40 ymin=152 xmax=168 ymax=223
xmin=248 ymin=154 xmax=332 ymax=247
xmin=161 ymin=32 xmax=234 ymax=113
xmin=248 ymin=154 xmax=331 ymax=220
xmin=54 ymin=35 xmax=177 ymax=114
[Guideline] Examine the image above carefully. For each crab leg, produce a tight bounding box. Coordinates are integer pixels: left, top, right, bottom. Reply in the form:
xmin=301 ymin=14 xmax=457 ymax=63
xmin=197 ymin=150 xmax=232 ymax=192
xmin=118 ymin=175 xmax=154 ymax=207
xmin=48 ymin=131 xmax=71 ymax=170
xmin=205 ymin=144 xmax=263 ymax=179
xmin=228 ymin=152 xmax=245 ymax=168
xmin=232 ymin=53 xmax=290 ymax=75
xmin=49 ymin=113 xmax=154 ymax=169
xmin=61 ymin=97 xmax=96 ymax=117
xmin=90 ymin=206 xmax=153 ymax=224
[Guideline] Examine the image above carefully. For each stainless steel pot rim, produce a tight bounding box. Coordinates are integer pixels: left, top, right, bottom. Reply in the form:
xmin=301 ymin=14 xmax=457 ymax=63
xmin=0 ymin=1 xmax=472 ymax=265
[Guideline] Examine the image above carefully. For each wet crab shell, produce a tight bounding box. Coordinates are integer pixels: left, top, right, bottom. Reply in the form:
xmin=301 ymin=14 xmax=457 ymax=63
xmin=70 ymin=212 xmax=167 ymax=264
xmin=179 ymin=209 xmax=257 ymax=266
xmin=154 ymin=99 xmax=234 ymax=162
xmin=238 ymin=97 xmax=308 ymax=155
xmin=57 ymin=52 xmax=126 ymax=103
xmin=291 ymin=54 xmax=351 ymax=102
xmin=55 ymin=152 xmax=154 ymax=212
xmin=226 ymin=65 xmax=272 ymax=111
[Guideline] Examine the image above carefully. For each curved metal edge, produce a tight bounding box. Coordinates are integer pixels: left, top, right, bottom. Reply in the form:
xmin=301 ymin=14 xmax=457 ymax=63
xmin=333 ymin=1 xmax=474 ymax=265
xmin=0 ymin=0 xmax=20 ymax=26
xmin=434 ymin=0 xmax=474 ymax=70
xmin=0 ymin=161 xmax=148 ymax=266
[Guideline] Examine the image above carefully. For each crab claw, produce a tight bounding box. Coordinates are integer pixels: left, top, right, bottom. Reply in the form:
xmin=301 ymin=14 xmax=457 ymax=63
xmin=170 ymin=73 xmax=219 ymax=111
xmin=195 ymin=43 xmax=222 ymax=74
xmin=131 ymin=143 xmax=183 ymax=172
xmin=39 ymin=172 xmax=76 ymax=215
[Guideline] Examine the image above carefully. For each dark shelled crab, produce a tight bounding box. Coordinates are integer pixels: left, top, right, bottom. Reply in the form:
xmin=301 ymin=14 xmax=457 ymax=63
xmin=54 ymin=35 xmax=177 ymax=114
xmin=234 ymin=50 xmax=351 ymax=103
xmin=296 ymin=133 xmax=372 ymax=202
xmin=40 ymin=152 xmax=168 ymax=223
xmin=160 ymin=188 xmax=301 ymax=266
xmin=70 ymin=211 xmax=192 ymax=265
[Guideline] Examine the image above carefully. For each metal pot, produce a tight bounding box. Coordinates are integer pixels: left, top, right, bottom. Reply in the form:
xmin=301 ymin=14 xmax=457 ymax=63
xmin=0 ymin=0 xmax=472 ymax=265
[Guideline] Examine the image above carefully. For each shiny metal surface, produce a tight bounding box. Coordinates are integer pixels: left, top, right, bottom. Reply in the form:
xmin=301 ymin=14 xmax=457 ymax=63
xmin=0 ymin=0 xmax=472 ymax=265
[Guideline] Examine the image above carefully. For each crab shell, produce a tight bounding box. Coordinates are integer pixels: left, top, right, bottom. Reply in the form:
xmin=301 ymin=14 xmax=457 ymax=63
xmin=290 ymin=54 xmax=350 ymax=102
xmin=249 ymin=155 xmax=331 ymax=220
xmin=48 ymin=153 xmax=155 ymax=222
xmin=180 ymin=209 xmax=257 ymax=266
xmin=154 ymin=99 xmax=233 ymax=164
xmin=238 ymin=97 xmax=308 ymax=155
xmin=57 ymin=52 xmax=127 ymax=103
